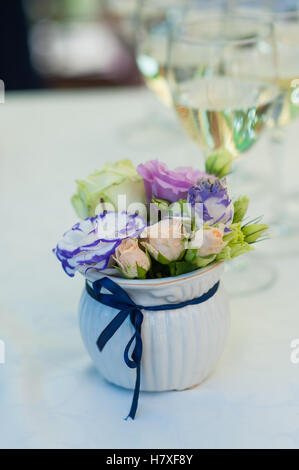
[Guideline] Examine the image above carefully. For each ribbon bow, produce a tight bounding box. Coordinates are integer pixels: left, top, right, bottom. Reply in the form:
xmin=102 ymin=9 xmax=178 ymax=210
xmin=86 ymin=276 xmax=220 ymax=420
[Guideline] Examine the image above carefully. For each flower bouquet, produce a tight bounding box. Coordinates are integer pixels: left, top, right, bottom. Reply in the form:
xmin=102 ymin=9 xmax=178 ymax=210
xmin=53 ymin=158 xmax=267 ymax=419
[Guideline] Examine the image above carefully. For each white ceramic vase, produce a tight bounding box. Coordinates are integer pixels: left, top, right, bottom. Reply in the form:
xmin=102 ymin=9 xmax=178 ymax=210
xmin=79 ymin=262 xmax=230 ymax=392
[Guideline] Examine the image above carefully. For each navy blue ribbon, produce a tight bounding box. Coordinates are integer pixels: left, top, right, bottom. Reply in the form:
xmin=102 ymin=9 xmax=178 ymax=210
xmin=86 ymin=276 xmax=220 ymax=420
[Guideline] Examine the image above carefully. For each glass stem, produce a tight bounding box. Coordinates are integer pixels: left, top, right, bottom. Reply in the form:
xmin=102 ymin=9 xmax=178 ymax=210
xmin=269 ymin=126 xmax=286 ymax=226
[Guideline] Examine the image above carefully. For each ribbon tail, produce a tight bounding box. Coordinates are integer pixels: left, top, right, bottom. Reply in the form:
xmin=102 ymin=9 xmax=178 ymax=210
xmin=125 ymin=361 xmax=141 ymax=421
xmin=97 ymin=309 xmax=130 ymax=351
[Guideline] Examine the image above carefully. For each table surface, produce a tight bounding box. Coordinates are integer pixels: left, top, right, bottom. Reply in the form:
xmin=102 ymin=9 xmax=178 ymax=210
xmin=1 ymin=87 xmax=299 ymax=449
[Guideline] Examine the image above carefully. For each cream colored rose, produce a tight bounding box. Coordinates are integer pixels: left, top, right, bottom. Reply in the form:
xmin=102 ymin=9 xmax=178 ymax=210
xmin=141 ymin=218 xmax=186 ymax=262
xmin=114 ymin=238 xmax=150 ymax=278
xmin=195 ymin=225 xmax=227 ymax=257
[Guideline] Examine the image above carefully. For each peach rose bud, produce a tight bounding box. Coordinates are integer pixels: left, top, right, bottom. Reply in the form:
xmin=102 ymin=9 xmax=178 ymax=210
xmin=114 ymin=238 xmax=150 ymax=279
xmin=194 ymin=225 xmax=227 ymax=257
xmin=141 ymin=218 xmax=186 ymax=263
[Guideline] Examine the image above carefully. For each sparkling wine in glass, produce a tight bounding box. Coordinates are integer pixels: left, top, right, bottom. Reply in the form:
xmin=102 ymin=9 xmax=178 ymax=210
xmin=167 ymin=15 xmax=280 ymax=159
xmin=174 ymin=76 xmax=278 ymax=158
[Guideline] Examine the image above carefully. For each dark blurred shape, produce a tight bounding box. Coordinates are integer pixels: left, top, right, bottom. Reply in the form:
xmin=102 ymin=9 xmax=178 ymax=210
xmin=0 ymin=0 xmax=42 ymax=90
xmin=0 ymin=0 xmax=142 ymax=90
xmin=23 ymin=0 xmax=142 ymax=88
xmin=28 ymin=17 xmax=141 ymax=88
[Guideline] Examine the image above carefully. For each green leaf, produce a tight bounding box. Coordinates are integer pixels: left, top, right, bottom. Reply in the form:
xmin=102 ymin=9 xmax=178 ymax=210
xmin=137 ymin=264 xmax=147 ymax=279
xmin=157 ymin=252 xmax=172 ymax=265
xmin=185 ymin=249 xmax=198 ymax=263
xmin=216 ymin=245 xmax=231 ymax=261
xmin=177 ymin=249 xmax=186 ymax=261
xmin=193 ymin=254 xmax=216 ymax=268
xmin=223 ymin=223 xmax=244 ymax=244
xmin=223 ymin=231 xmax=236 ymax=243
xmin=152 ymin=197 xmax=171 ymax=211
xmin=144 ymin=247 xmax=152 ymax=269
xmin=169 ymin=262 xmax=176 ymax=276
xmin=169 ymin=261 xmax=197 ymax=276
xmin=152 ymin=198 xmax=188 ymax=219
xmin=147 ymin=257 xmax=170 ymax=278
xmin=242 ymin=215 xmax=263 ymax=227
xmin=169 ymin=198 xmax=187 ymax=214
xmin=205 ymin=149 xmax=234 ymax=178
xmin=191 ymin=216 xmax=197 ymax=232
xmin=112 ymin=265 xmax=132 ymax=279
xmin=233 ymin=196 xmax=249 ymax=223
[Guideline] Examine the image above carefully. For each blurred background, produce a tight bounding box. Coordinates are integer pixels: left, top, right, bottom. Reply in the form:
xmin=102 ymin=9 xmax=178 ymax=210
xmin=2 ymin=0 xmax=297 ymax=91
xmin=1 ymin=0 xmax=299 ymax=450
xmin=0 ymin=0 xmax=144 ymax=91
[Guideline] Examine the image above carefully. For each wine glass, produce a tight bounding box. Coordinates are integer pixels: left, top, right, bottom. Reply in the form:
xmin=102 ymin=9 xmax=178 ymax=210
xmin=136 ymin=0 xmax=229 ymax=107
xmin=132 ymin=1 xmax=241 ymax=150
xmin=231 ymin=0 xmax=299 ymax=255
xmin=167 ymin=13 xmax=279 ymax=158
xmin=167 ymin=13 xmax=280 ymax=295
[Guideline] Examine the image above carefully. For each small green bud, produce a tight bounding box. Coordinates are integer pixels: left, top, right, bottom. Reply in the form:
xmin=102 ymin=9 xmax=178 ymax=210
xmin=242 ymin=224 xmax=268 ymax=244
xmin=205 ymin=149 xmax=233 ymax=178
xmin=193 ymin=254 xmax=216 ymax=268
xmin=233 ymin=196 xmax=249 ymax=223
xmin=230 ymin=242 xmax=253 ymax=258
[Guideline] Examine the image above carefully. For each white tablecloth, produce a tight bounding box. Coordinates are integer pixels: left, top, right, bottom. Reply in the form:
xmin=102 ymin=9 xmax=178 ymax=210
xmin=1 ymin=87 xmax=299 ymax=449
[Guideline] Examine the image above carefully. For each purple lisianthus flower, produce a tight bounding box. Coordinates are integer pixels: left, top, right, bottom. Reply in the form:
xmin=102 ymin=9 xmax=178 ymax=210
xmin=187 ymin=177 xmax=234 ymax=230
xmin=53 ymin=211 xmax=146 ymax=277
xmin=137 ymin=160 xmax=209 ymax=203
